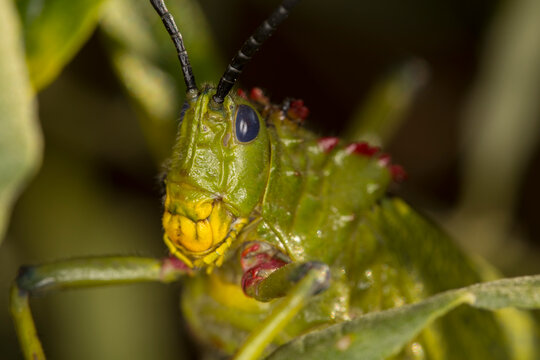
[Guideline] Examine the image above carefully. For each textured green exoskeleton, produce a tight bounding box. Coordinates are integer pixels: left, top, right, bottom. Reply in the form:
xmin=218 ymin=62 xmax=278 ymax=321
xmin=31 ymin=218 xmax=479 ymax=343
xmin=163 ymin=84 xmax=529 ymax=359
xmin=10 ymin=1 xmax=539 ymax=359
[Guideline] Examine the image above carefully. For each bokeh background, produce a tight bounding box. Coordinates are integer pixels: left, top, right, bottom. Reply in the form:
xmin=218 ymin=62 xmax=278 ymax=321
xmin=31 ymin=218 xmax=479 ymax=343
xmin=1 ymin=0 xmax=540 ymax=359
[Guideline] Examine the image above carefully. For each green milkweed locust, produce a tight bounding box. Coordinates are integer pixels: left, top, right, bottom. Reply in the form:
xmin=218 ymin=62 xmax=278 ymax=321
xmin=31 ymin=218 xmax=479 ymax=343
xmin=10 ymin=1 xmax=540 ymax=359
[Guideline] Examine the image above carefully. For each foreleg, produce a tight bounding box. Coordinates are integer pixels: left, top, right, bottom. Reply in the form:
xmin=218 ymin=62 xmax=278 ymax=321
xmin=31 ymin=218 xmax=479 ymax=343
xmin=10 ymin=256 xmax=190 ymax=360
xmin=235 ymin=242 xmax=330 ymax=360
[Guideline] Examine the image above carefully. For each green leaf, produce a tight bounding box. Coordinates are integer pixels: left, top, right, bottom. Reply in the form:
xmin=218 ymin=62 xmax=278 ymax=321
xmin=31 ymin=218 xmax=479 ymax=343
xmin=17 ymin=0 xmax=108 ymax=91
xmin=344 ymin=59 xmax=429 ymax=146
xmin=266 ymin=275 xmax=540 ymax=360
xmin=101 ymin=0 xmax=223 ymax=162
xmin=453 ymin=0 xmax=540 ymax=265
xmin=0 ymin=0 xmax=42 ymax=244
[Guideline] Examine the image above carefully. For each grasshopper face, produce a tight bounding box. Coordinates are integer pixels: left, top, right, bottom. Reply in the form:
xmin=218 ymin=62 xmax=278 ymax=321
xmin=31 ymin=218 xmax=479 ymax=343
xmin=162 ymin=87 xmax=270 ymax=268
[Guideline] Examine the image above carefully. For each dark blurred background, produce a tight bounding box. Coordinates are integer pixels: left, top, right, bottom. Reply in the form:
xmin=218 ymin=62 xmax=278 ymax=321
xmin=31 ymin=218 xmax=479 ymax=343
xmin=1 ymin=0 xmax=539 ymax=359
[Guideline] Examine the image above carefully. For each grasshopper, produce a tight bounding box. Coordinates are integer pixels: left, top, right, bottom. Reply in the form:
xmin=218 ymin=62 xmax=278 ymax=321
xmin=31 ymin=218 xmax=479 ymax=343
xmin=10 ymin=0 xmax=539 ymax=359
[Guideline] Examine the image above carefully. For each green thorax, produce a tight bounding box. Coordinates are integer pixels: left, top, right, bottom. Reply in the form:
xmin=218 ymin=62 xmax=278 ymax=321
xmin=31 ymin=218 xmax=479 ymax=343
xmin=178 ymin=90 xmax=513 ymax=359
xmin=243 ymin=97 xmax=393 ymax=266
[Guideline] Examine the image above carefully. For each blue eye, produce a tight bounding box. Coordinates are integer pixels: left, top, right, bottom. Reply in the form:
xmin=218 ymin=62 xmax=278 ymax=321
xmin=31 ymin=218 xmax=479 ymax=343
xmin=235 ymin=105 xmax=260 ymax=143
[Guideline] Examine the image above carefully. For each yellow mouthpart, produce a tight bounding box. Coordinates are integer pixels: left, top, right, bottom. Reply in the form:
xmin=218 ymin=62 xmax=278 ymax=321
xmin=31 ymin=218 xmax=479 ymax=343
xmin=162 ymin=200 xmax=247 ymax=269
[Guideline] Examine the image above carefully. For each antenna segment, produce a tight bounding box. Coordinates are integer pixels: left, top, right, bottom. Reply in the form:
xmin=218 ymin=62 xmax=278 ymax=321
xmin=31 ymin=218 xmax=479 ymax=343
xmin=212 ymin=0 xmax=301 ymax=105
xmin=150 ymin=0 xmax=198 ymax=94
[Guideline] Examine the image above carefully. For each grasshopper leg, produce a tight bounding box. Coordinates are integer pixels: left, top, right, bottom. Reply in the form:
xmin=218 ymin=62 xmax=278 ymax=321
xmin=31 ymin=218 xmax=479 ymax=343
xmin=10 ymin=256 xmax=190 ymax=360
xmin=235 ymin=242 xmax=330 ymax=360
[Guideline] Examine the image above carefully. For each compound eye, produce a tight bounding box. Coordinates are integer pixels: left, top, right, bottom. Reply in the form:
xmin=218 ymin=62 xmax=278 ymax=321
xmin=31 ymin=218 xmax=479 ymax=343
xmin=235 ymin=105 xmax=260 ymax=143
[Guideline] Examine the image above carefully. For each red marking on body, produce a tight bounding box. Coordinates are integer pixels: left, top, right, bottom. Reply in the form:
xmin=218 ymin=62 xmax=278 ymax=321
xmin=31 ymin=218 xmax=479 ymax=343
xmin=240 ymin=241 xmax=288 ymax=296
xmin=241 ymin=252 xmax=272 ymax=272
xmin=377 ymin=153 xmax=391 ymax=166
xmin=389 ymin=164 xmax=407 ymax=182
xmin=346 ymin=142 xmax=380 ymax=157
xmin=241 ymin=258 xmax=288 ymax=296
xmin=287 ymin=99 xmax=309 ymax=121
xmin=237 ymin=88 xmax=247 ymax=99
xmin=255 ymin=253 xmax=271 ymax=262
xmin=318 ymin=137 xmax=340 ymax=153
xmin=249 ymin=87 xmax=264 ymax=100
xmin=163 ymin=255 xmax=190 ymax=270
xmin=344 ymin=143 xmax=407 ymax=183
xmin=241 ymin=243 xmax=260 ymax=259
xmin=249 ymin=87 xmax=269 ymax=105
xmin=240 ymin=242 xmax=277 ymax=272
xmin=160 ymin=256 xmax=192 ymax=279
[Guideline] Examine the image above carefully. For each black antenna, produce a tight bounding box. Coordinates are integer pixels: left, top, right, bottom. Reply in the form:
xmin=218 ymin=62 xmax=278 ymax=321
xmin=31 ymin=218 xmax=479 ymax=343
xmin=212 ymin=0 xmax=301 ymax=105
xmin=150 ymin=0 xmax=197 ymax=94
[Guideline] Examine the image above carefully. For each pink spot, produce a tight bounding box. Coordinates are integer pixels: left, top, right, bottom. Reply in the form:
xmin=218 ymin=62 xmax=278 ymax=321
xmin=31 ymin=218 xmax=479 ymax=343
xmin=346 ymin=142 xmax=380 ymax=157
xmin=241 ymin=267 xmax=263 ymax=293
xmin=241 ymin=243 xmax=260 ymax=258
xmin=389 ymin=164 xmax=407 ymax=182
xmin=237 ymin=88 xmax=247 ymax=99
xmin=250 ymin=87 xmax=264 ymax=101
xmin=288 ymin=99 xmax=309 ymax=120
xmin=160 ymin=256 xmax=191 ymax=279
xmin=163 ymin=255 xmax=190 ymax=270
xmin=249 ymin=87 xmax=270 ymax=106
xmin=377 ymin=153 xmax=391 ymax=166
xmin=241 ymin=258 xmax=287 ymax=296
xmin=241 ymin=252 xmax=271 ymax=272
xmin=241 ymin=243 xmax=264 ymax=271
xmin=318 ymin=137 xmax=340 ymax=153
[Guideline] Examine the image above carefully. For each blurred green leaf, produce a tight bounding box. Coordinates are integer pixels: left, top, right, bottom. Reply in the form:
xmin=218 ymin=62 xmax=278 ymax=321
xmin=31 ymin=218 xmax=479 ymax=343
xmin=454 ymin=0 xmax=540 ymax=266
xmin=344 ymin=59 xmax=429 ymax=146
xmin=101 ymin=0 xmax=223 ymax=162
xmin=267 ymin=275 xmax=540 ymax=360
xmin=0 ymin=0 xmax=42 ymax=243
xmin=17 ymin=0 xmax=108 ymax=91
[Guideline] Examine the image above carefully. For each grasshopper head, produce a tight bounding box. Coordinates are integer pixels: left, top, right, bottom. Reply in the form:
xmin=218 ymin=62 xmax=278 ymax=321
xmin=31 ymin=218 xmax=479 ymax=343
xmin=162 ymin=88 xmax=270 ymax=268
xmin=151 ymin=0 xmax=299 ymax=268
